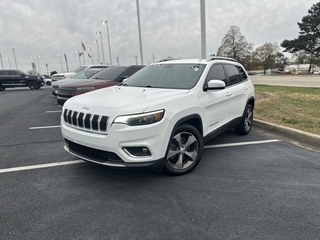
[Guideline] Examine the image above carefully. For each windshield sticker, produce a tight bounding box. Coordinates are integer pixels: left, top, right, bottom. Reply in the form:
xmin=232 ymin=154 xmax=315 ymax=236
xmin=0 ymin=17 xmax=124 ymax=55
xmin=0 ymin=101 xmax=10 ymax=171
xmin=191 ymin=66 xmax=200 ymax=71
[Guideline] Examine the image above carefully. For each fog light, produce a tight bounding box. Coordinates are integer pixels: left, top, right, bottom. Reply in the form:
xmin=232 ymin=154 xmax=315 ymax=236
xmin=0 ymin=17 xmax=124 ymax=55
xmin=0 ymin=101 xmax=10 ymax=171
xmin=123 ymin=147 xmax=151 ymax=158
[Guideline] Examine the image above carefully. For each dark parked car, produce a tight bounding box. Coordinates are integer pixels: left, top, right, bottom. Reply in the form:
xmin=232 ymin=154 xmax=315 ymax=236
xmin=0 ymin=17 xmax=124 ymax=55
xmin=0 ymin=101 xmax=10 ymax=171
xmin=0 ymin=69 xmax=45 ymax=91
xmin=57 ymin=65 xmax=144 ymax=105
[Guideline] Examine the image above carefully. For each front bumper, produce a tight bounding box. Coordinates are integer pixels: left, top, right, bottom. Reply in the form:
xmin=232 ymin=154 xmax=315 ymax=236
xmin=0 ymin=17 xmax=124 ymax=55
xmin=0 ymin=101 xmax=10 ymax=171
xmin=61 ymin=116 xmax=173 ymax=169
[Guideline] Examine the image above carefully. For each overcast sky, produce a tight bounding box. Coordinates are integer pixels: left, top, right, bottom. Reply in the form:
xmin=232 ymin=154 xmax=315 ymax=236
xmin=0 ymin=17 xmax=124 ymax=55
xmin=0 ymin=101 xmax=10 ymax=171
xmin=0 ymin=0 xmax=318 ymax=74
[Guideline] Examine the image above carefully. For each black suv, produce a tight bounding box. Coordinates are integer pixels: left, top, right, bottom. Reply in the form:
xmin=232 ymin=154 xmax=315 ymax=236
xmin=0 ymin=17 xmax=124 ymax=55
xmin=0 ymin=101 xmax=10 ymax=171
xmin=0 ymin=69 xmax=45 ymax=91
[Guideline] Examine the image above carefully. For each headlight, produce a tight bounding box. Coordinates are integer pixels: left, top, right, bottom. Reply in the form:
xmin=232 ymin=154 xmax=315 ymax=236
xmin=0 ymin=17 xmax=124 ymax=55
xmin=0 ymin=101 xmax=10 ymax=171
xmin=76 ymin=87 xmax=95 ymax=92
xmin=114 ymin=110 xmax=164 ymax=126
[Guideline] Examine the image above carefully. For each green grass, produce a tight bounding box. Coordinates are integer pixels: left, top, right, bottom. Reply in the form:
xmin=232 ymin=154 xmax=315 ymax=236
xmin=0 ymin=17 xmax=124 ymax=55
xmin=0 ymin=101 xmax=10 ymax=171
xmin=254 ymin=85 xmax=320 ymax=135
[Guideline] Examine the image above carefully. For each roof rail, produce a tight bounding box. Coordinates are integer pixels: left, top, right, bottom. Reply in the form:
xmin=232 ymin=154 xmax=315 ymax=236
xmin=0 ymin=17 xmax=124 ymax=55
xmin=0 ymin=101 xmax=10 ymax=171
xmin=207 ymin=56 xmax=237 ymax=62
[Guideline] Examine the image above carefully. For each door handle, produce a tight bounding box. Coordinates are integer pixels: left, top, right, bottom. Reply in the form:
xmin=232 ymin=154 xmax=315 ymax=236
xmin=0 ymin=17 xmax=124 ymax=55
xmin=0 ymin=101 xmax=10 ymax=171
xmin=226 ymin=92 xmax=232 ymax=97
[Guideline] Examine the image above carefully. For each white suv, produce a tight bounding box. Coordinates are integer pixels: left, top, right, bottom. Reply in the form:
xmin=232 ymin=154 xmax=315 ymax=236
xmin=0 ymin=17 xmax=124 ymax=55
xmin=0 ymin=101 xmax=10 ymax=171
xmin=61 ymin=57 xmax=255 ymax=175
xmin=51 ymin=65 xmax=109 ymax=82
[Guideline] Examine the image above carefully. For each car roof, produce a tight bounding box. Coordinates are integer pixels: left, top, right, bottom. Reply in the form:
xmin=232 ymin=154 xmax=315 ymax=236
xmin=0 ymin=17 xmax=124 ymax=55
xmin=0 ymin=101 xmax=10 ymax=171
xmin=151 ymin=57 xmax=238 ymax=65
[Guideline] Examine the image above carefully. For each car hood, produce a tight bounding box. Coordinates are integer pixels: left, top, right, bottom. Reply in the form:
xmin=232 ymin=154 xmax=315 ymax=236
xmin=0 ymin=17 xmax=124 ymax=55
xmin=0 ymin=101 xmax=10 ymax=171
xmin=52 ymin=72 xmax=76 ymax=77
xmin=64 ymin=86 xmax=189 ymax=119
xmin=59 ymin=79 xmax=117 ymax=88
xmin=52 ymin=78 xmax=79 ymax=87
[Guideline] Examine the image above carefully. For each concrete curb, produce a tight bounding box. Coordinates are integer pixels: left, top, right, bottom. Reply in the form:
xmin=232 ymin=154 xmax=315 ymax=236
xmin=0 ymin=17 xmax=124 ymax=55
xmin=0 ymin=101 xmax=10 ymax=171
xmin=253 ymin=119 xmax=320 ymax=151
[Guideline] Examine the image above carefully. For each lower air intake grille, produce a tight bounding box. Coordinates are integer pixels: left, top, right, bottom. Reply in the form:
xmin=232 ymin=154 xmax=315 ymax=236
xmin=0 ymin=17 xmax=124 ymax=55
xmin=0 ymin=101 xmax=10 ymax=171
xmin=66 ymin=139 xmax=123 ymax=163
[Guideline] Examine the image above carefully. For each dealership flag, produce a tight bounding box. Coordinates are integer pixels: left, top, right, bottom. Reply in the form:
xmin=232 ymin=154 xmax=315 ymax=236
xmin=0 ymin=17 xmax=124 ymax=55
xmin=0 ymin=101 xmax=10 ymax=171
xmin=82 ymin=42 xmax=86 ymax=51
xmin=88 ymin=53 xmax=92 ymax=58
xmin=78 ymin=52 xmax=83 ymax=57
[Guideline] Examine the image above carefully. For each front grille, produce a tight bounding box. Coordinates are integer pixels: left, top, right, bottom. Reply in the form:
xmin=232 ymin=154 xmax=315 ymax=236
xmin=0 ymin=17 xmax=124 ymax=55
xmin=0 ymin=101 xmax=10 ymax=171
xmin=58 ymin=88 xmax=76 ymax=95
xmin=63 ymin=108 xmax=108 ymax=132
xmin=66 ymin=139 xmax=123 ymax=163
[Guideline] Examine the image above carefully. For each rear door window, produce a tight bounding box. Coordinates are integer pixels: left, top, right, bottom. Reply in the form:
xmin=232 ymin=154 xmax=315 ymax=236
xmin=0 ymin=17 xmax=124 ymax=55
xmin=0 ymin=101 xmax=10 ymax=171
xmin=225 ymin=64 xmax=242 ymax=85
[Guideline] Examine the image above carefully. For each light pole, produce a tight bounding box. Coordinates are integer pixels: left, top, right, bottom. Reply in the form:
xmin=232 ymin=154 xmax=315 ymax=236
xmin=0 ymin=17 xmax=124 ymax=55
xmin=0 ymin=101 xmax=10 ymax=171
xmin=37 ymin=56 xmax=41 ymax=74
xmin=31 ymin=56 xmax=37 ymax=73
xmin=12 ymin=48 xmax=18 ymax=69
xmin=136 ymin=0 xmax=143 ymax=65
xmin=96 ymin=31 xmax=105 ymax=64
xmin=101 ymin=20 xmax=112 ymax=65
xmin=200 ymin=0 xmax=206 ymax=59
xmin=46 ymin=63 xmax=49 ymax=76
xmin=6 ymin=57 xmax=11 ymax=69
xmin=93 ymin=40 xmax=101 ymax=64
xmin=57 ymin=54 xmax=63 ymax=72
xmin=0 ymin=52 xmax=3 ymax=69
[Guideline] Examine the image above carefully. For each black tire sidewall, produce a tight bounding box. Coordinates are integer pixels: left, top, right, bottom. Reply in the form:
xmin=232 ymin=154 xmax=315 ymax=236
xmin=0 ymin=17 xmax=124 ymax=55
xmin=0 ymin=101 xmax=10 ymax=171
xmin=28 ymin=81 xmax=39 ymax=90
xmin=163 ymin=124 xmax=204 ymax=175
xmin=235 ymin=104 xmax=253 ymax=135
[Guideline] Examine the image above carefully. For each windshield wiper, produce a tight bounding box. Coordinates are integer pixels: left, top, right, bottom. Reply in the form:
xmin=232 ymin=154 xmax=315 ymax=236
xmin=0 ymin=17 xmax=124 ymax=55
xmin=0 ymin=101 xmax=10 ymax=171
xmin=119 ymin=83 xmax=128 ymax=86
xmin=92 ymin=77 xmax=103 ymax=80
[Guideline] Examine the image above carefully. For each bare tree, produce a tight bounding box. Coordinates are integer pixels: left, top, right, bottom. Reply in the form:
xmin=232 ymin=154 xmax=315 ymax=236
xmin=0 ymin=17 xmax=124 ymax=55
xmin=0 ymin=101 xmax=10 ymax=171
xmin=254 ymin=42 xmax=280 ymax=74
xmin=217 ymin=26 xmax=254 ymax=64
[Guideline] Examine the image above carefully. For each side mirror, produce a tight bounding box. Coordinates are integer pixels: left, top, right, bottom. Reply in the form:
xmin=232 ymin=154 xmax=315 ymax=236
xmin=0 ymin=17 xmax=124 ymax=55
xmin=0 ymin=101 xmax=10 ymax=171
xmin=203 ymin=80 xmax=226 ymax=91
xmin=121 ymin=76 xmax=129 ymax=82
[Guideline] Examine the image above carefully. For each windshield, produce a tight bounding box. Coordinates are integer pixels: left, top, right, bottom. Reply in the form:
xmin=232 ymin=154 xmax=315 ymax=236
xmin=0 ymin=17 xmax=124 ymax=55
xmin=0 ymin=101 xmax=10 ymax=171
xmin=123 ymin=64 xmax=206 ymax=89
xmin=73 ymin=69 xmax=102 ymax=79
xmin=90 ymin=66 xmax=127 ymax=80
xmin=72 ymin=66 xmax=87 ymax=73
xmin=20 ymin=70 xmax=29 ymax=75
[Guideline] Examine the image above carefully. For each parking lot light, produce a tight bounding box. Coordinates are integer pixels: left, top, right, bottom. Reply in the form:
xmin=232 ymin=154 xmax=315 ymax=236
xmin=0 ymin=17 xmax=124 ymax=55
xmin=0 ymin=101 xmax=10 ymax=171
xmin=96 ymin=31 xmax=105 ymax=64
xmin=101 ymin=20 xmax=112 ymax=65
xmin=93 ymin=40 xmax=101 ymax=64
xmin=57 ymin=54 xmax=64 ymax=72
xmin=6 ymin=57 xmax=11 ymax=69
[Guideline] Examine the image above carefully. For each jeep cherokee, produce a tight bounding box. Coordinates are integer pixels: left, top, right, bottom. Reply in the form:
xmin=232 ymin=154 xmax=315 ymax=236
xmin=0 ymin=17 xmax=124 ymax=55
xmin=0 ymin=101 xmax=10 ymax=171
xmin=61 ymin=57 xmax=255 ymax=175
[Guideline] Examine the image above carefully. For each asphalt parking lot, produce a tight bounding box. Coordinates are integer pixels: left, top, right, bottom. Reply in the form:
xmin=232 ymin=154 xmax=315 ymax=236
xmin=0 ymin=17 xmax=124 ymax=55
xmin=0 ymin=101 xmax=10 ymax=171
xmin=1 ymin=86 xmax=320 ymax=240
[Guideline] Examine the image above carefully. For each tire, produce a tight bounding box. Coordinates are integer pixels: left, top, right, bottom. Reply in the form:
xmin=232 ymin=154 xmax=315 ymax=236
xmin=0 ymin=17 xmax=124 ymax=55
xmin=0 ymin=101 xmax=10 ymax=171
xmin=163 ymin=124 xmax=203 ymax=175
xmin=57 ymin=99 xmax=65 ymax=106
xmin=28 ymin=81 xmax=39 ymax=90
xmin=46 ymin=81 xmax=51 ymax=86
xmin=0 ymin=87 xmax=5 ymax=91
xmin=235 ymin=104 xmax=253 ymax=135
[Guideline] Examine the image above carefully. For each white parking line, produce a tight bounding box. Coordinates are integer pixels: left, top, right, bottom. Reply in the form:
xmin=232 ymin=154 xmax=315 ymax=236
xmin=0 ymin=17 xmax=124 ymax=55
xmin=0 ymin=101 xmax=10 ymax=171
xmin=204 ymin=139 xmax=280 ymax=149
xmin=46 ymin=110 xmax=62 ymax=113
xmin=1 ymin=139 xmax=281 ymax=174
xmin=29 ymin=125 xmax=60 ymax=130
xmin=0 ymin=160 xmax=84 ymax=174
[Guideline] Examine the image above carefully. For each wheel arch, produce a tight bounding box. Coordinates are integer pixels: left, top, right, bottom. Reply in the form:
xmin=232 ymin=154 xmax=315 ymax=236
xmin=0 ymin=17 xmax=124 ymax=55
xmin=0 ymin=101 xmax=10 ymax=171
xmin=247 ymin=96 xmax=255 ymax=109
xmin=172 ymin=114 xmax=203 ymax=137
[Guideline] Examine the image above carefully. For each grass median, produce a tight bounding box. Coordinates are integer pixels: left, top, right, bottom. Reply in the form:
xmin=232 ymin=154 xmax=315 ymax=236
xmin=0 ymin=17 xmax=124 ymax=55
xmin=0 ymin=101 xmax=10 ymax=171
xmin=254 ymin=85 xmax=320 ymax=135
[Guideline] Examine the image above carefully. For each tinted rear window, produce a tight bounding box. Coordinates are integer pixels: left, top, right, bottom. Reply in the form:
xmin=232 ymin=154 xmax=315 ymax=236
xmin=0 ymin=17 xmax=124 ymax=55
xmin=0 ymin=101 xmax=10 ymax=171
xmin=90 ymin=67 xmax=127 ymax=80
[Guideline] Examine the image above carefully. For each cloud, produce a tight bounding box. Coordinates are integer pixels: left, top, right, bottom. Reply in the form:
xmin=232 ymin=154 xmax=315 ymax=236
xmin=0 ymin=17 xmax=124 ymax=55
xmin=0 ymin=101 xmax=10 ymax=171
xmin=0 ymin=0 xmax=317 ymax=73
